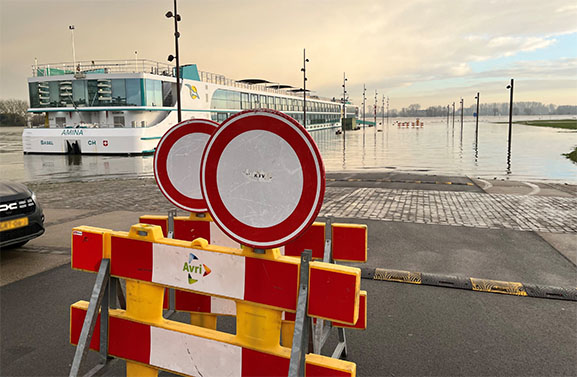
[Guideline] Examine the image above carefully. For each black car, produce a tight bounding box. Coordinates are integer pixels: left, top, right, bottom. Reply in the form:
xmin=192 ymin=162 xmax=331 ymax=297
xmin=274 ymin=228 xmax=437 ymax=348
xmin=0 ymin=182 xmax=45 ymax=248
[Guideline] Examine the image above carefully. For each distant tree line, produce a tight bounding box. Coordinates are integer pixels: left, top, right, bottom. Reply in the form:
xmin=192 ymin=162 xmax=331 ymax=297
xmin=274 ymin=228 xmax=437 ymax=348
xmin=365 ymin=102 xmax=577 ymax=118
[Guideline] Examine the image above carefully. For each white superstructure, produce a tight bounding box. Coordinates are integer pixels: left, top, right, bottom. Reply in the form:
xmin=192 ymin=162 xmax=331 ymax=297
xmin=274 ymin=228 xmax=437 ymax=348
xmin=24 ymin=60 xmax=358 ymax=155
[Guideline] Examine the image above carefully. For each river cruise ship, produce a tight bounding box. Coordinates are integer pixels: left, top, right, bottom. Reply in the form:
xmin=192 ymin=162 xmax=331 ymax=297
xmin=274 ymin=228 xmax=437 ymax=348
xmin=24 ymin=60 xmax=358 ymax=155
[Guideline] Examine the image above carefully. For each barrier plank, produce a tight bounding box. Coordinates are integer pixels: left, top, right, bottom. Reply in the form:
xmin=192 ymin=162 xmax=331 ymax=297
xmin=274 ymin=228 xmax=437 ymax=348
xmin=72 ymin=224 xmax=360 ymax=324
xmin=71 ymin=302 xmax=356 ymax=377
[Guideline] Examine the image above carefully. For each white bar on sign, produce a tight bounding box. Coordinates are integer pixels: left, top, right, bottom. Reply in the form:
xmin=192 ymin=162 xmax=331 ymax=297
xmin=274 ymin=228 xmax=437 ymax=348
xmin=150 ymin=327 xmax=241 ymax=377
xmin=152 ymin=244 xmax=246 ymax=300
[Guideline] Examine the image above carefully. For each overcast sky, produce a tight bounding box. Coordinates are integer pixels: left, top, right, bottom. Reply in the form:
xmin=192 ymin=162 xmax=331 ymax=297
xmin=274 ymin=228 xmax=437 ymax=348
xmin=1 ymin=0 xmax=576 ymax=109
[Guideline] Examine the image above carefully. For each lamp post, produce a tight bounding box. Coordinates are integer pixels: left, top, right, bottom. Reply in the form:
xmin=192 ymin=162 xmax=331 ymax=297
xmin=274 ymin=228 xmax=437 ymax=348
xmin=362 ymin=84 xmax=366 ymax=130
xmin=381 ymin=94 xmax=385 ymax=129
xmin=447 ymin=104 xmax=450 ymax=126
xmin=386 ymin=97 xmax=389 ymax=125
xmin=374 ymin=90 xmax=377 ymax=130
xmin=460 ymin=98 xmax=464 ymax=134
xmin=507 ymin=79 xmax=514 ymax=155
xmin=342 ymin=73 xmax=347 ymax=131
xmin=166 ymin=0 xmax=182 ymax=122
xmin=452 ymin=102 xmax=455 ymax=129
xmin=474 ymin=92 xmax=480 ymax=144
xmin=301 ymin=49 xmax=309 ymax=128
xmin=69 ymin=25 xmax=76 ymax=69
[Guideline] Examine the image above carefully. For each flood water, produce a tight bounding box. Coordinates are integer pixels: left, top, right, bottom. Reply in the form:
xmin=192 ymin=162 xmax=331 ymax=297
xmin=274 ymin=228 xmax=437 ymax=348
xmin=1 ymin=115 xmax=576 ymax=183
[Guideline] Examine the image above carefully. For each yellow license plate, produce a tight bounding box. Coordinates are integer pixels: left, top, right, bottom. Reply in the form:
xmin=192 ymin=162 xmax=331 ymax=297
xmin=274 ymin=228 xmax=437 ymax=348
xmin=0 ymin=217 xmax=29 ymax=232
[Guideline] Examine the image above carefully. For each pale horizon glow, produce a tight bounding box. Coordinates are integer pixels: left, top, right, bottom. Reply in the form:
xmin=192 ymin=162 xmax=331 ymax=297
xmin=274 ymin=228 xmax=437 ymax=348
xmin=0 ymin=0 xmax=576 ymax=110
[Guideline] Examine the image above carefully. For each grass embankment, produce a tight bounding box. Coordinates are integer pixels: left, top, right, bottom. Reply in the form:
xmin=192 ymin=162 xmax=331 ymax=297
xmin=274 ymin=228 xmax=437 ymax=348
xmin=563 ymin=147 xmax=577 ymax=163
xmin=516 ymin=119 xmax=577 ymax=130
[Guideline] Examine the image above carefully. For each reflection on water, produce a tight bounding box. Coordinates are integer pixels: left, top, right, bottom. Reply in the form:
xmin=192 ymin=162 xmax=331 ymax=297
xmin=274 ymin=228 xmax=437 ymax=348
xmin=0 ymin=116 xmax=576 ymax=183
xmin=309 ymin=116 xmax=576 ymax=182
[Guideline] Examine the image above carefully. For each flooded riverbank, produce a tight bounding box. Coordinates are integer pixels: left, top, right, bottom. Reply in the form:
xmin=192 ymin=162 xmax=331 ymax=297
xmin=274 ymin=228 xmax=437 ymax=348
xmin=1 ymin=115 xmax=575 ymax=183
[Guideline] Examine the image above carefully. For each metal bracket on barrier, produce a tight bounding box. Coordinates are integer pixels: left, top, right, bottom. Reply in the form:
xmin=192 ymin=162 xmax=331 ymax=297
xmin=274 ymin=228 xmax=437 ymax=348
xmin=69 ymin=259 xmax=110 ymax=377
xmin=312 ymin=217 xmax=348 ymax=360
xmin=288 ymin=249 xmax=312 ymax=377
xmin=164 ymin=209 xmax=177 ymax=319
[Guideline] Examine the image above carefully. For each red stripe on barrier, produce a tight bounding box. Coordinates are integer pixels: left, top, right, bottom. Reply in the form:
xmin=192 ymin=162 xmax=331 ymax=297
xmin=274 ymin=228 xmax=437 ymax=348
xmin=70 ymin=305 xmax=101 ymax=350
xmin=284 ymin=223 xmax=325 ymax=259
xmin=242 ymin=348 xmax=290 ymax=376
xmin=308 ymin=267 xmax=358 ymax=325
xmin=306 ymin=362 xmax=353 ymax=377
xmin=110 ymin=236 xmax=153 ymax=281
xmin=175 ymin=219 xmax=211 ymax=242
xmin=334 ymin=291 xmax=367 ymax=330
xmin=244 ymin=258 xmax=299 ymax=311
xmin=71 ymin=230 xmax=103 ymax=272
xmin=175 ymin=290 xmax=212 ymax=313
xmin=332 ymin=225 xmax=367 ymax=262
xmin=108 ymin=316 xmax=151 ymax=365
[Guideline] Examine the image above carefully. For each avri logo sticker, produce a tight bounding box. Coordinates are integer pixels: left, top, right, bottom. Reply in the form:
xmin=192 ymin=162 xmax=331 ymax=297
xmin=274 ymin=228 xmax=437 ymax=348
xmin=182 ymin=253 xmax=212 ymax=284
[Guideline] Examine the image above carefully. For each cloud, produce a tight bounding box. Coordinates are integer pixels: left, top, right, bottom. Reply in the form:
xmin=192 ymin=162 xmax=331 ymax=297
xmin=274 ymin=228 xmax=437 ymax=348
xmin=0 ymin=0 xmax=575 ymax=109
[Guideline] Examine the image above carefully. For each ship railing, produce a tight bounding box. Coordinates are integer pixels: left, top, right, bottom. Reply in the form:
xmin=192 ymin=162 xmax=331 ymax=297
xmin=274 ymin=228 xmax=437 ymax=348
xmin=32 ymin=60 xmax=338 ymax=103
xmin=32 ymin=59 xmax=175 ymax=77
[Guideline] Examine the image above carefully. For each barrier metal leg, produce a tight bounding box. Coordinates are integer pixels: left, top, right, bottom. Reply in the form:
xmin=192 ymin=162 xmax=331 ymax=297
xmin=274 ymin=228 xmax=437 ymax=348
xmin=164 ymin=209 xmax=177 ymax=319
xmin=69 ymin=259 xmax=110 ymax=377
xmin=288 ymin=250 xmax=312 ymax=377
xmin=332 ymin=327 xmax=348 ymax=360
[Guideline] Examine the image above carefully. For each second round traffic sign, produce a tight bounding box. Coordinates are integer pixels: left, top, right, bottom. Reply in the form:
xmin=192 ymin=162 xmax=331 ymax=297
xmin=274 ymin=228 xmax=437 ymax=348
xmin=154 ymin=119 xmax=219 ymax=213
xmin=201 ymin=109 xmax=325 ymax=249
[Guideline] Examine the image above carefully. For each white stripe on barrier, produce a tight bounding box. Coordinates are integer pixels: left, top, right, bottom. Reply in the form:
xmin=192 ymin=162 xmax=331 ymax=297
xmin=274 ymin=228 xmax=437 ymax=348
xmin=152 ymin=244 xmax=246 ymax=300
xmin=211 ymin=296 xmax=236 ymax=316
xmin=150 ymin=326 xmax=242 ymax=376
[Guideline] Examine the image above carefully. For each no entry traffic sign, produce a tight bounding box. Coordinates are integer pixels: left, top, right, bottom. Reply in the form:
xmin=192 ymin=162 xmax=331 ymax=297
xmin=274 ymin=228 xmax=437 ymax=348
xmin=154 ymin=119 xmax=219 ymax=212
xmin=201 ymin=109 xmax=325 ymax=248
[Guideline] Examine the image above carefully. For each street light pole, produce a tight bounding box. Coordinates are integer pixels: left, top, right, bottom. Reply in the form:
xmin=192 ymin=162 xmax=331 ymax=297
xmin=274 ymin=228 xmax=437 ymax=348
xmin=69 ymin=26 xmax=76 ymax=69
xmin=342 ymin=73 xmax=347 ymax=131
xmin=374 ymin=90 xmax=377 ymax=130
xmin=452 ymin=102 xmax=455 ymax=129
xmin=386 ymin=97 xmax=389 ymax=125
xmin=362 ymin=84 xmax=366 ymax=130
xmin=507 ymin=79 xmax=514 ymax=154
xmin=474 ymin=92 xmax=480 ymax=144
xmin=460 ymin=98 xmax=464 ymax=134
xmin=447 ymin=104 xmax=450 ymax=126
xmin=381 ymin=94 xmax=385 ymax=129
xmin=301 ymin=49 xmax=309 ymax=128
xmin=166 ymin=0 xmax=182 ymax=122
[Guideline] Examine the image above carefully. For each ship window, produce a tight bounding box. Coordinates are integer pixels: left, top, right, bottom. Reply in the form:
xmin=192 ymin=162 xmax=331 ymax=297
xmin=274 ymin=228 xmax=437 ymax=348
xmin=251 ymin=94 xmax=258 ymax=109
xmin=55 ymin=117 xmax=66 ymax=126
xmin=162 ymin=82 xmax=174 ymax=107
xmin=28 ymin=83 xmax=40 ymax=108
xmin=145 ymin=79 xmax=162 ymax=107
xmin=49 ymin=81 xmax=60 ymax=107
xmin=72 ymin=81 xmax=87 ymax=107
xmin=113 ymin=116 xmax=125 ymax=127
xmin=260 ymin=95 xmax=267 ymax=108
xmin=241 ymin=93 xmax=249 ymax=110
xmin=111 ymin=80 xmax=127 ymax=106
xmin=126 ymin=79 xmax=142 ymax=106
xmin=267 ymin=96 xmax=274 ymax=110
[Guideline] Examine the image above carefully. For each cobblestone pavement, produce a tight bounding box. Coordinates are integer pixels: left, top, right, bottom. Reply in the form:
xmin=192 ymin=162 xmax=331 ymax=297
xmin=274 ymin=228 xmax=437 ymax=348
xmin=29 ymin=178 xmax=577 ymax=234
